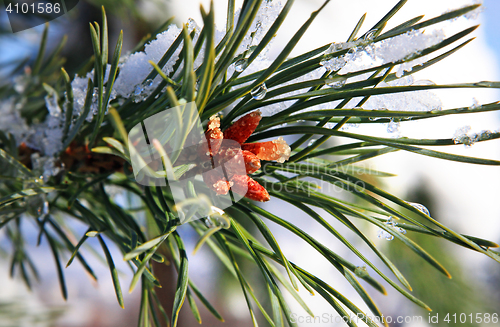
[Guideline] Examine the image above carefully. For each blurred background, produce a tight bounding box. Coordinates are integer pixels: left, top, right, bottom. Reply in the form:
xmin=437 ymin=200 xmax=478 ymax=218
xmin=0 ymin=0 xmax=499 ymax=326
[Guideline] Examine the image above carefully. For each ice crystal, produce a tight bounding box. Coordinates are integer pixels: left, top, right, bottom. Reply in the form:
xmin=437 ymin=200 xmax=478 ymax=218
xmin=14 ymin=73 xmax=30 ymax=93
xmin=339 ymin=123 xmax=360 ymax=131
xmin=114 ymin=24 xmax=183 ymax=99
xmin=453 ymin=126 xmax=493 ymax=146
xmin=363 ymin=79 xmax=442 ymax=113
xmin=470 ymin=97 xmax=480 ymax=109
xmin=445 ymin=0 xmax=483 ymax=21
xmin=0 ymin=98 xmax=30 ymax=144
xmin=44 ymin=92 xmax=61 ymax=117
xmin=235 ymin=1 xmax=283 ymax=57
xmin=30 ymin=153 xmax=61 ymax=180
xmin=320 ymin=57 xmax=347 ymax=72
xmin=302 ymin=29 xmax=445 ymax=119
xmin=386 ymin=120 xmax=400 ymax=134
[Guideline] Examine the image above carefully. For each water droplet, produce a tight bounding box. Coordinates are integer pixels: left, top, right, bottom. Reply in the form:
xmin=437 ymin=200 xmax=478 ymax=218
xmin=346 ymin=47 xmax=357 ymax=56
xmin=369 ymin=116 xmax=385 ymax=122
xmin=86 ymin=231 xmax=100 ymax=237
xmin=133 ymin=84 xmax=143 ymax=97
xmin=354 ymin=265 xmax=369 ymax=278
xmin=407 ymin=202 xmax=430 ymax=216
xmin=403 ymin=75 xmax=414 ymax=85
xmin=363 ymin=29 xmax=377 ymax=41
xmin=308 ymin=139 xmax=317 ymax=147
xmin=326 ymin=76 xmax=347 ymax=88
xmin=326 ymin=42 xmax=343 ymax=53
xmin=412 ymin=79 xmax=436 ymax=86
xmin=377 ymin=229 xmax=395 ymax=241
xmin=378 ymin=228 xmax=391 ymax=240
xmin=377 ymin=217 xmax=406 ymax=240
xmin=392 ymin=219 xmax=407 ymax=234
xmin=320 ymin=57 xmax=346 ymax=72
xmin=234 ymin=59 xmax=247 ymax=73
xmin=187 ymin=18 xmax=199 ymax=32
xmin=132 ymin=79 xmax=155 ymax=103
xmin=251 ymin=83 xmax=267 ymax=100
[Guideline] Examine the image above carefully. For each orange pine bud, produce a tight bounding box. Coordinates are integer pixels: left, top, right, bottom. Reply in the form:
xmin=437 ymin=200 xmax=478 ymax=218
xmin=223 ymin=110 xmax=262 ymax=144
xmin=205 ymin=115 xmax=224 ymax=154
xmin=230 ymin=174 xmax=270 ymax=202
xmin=242 ymin=137 xmax=291 ymax=163
xmin=212 ymin=140 xmax=245 ymax=177
xmin=198 ymin=115 xmax=223 ymax=158
xmin=215 ymin=144 xmax=260 ymax=175
xmin=242 ymin=150 xmax=261 ymax=174
xmin=204 ymin=169 xmax=232 ymax=195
